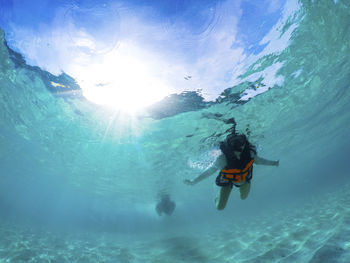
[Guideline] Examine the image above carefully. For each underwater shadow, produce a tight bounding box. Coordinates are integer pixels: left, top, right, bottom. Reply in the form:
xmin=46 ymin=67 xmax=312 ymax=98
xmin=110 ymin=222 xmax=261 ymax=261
xmin=156 ymin=236 xmax=211 ymax=263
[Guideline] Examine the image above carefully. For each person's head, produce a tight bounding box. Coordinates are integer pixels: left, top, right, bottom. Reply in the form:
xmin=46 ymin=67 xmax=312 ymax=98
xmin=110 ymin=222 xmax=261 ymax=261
xmin=220 ymin=133 xmax=254 ymax=159
xmin=226 ymin=134 xmax=247 ymax=151
xmin=161 ymin=194 xmax=170 ymax=201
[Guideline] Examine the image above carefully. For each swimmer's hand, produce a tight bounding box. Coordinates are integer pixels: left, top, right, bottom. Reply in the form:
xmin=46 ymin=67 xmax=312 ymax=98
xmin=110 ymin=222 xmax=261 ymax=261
xmin=274 ymin=160 xmax=280 ymax=167
xmin=183 ymin=179 xmax=195 ymax=185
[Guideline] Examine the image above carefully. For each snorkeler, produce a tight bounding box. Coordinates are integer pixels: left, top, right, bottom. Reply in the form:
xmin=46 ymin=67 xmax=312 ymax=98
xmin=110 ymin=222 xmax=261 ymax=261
xmin=155 ymin=194 xmax=176 ymax=216
xmin=184 ymin=133 xmax=279 ymax=210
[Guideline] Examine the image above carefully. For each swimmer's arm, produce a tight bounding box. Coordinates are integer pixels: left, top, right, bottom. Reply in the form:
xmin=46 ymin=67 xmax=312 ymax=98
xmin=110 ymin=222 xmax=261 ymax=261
xmin=184 ymin=154 xmax=226 ymax=185
xmin=253 ymin=153 xmax=279 ymax=166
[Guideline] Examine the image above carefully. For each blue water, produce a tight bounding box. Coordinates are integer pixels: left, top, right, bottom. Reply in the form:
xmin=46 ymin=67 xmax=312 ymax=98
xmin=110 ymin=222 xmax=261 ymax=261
xmin=1 ymin=0 xmax=350 ymax=262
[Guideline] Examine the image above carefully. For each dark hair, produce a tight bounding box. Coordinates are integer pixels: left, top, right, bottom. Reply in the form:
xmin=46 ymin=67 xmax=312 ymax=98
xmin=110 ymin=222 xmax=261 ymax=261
xmin=220 ymin=133 xmax=256 ymax=169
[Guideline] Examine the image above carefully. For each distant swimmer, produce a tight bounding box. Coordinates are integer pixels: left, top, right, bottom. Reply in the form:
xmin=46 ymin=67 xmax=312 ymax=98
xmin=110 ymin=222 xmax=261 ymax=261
xmin=184 ymin=132 xmax=279 ymax=210
xmin=156 ymin=194 xmax=176 ymax=216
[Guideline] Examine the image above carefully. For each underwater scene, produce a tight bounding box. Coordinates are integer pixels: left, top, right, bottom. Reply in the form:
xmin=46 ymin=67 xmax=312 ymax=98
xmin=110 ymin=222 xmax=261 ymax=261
xmin=0 ymin=0 xmax=350 ymax=262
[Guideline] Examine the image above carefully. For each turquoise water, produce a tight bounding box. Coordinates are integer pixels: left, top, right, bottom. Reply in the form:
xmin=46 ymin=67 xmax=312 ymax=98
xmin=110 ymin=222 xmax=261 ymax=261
xmin=1 ymin=0 xmax=350 ymax=262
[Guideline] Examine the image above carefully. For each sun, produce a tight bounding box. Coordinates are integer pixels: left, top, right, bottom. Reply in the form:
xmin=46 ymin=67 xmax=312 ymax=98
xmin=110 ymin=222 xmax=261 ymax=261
xmin=72 ymin=42 xmax=171 ymax=114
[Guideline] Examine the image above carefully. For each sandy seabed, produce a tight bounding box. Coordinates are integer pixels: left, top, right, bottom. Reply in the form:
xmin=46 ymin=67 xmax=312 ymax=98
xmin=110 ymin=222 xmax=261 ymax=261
xmin=1 ymin=185 xmax=350 ymax=263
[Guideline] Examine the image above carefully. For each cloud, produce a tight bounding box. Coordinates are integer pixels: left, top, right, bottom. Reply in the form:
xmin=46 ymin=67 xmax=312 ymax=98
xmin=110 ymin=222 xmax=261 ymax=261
xmin=267 ymin=0 xmax=283 ymax=13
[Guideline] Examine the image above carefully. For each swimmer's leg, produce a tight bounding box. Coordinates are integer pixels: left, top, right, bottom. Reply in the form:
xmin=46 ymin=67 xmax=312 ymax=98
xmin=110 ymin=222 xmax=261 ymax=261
xmin=240 ymin=182 xmax=251 ymax=200
xmin=215 ymin=186 xmax=232 ymax=210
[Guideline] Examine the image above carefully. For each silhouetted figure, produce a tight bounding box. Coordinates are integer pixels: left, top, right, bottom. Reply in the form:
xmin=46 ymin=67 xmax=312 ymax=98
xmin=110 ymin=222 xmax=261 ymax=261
xmin=156 ymin=194 xmax=176 ymax=216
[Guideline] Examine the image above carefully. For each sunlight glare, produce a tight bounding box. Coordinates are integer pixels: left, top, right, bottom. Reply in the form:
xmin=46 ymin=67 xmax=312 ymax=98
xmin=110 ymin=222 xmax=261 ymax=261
xmin=74 ymin=42 xmax=171 ymax=114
